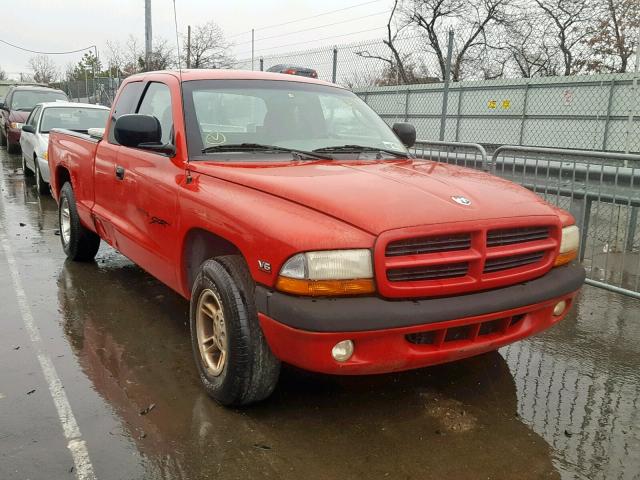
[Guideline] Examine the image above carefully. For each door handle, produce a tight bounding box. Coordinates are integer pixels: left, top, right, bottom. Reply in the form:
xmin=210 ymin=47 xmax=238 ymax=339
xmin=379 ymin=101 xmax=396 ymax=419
xmin=115 ymin=165 xmax=125 ymax=180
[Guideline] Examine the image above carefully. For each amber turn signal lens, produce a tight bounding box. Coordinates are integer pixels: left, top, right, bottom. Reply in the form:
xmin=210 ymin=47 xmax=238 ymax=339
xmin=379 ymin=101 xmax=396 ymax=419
xmin=276 ymin=277 xmax=375 ymax=296
xmin=554 ymin=249 xmax=577 ymax=266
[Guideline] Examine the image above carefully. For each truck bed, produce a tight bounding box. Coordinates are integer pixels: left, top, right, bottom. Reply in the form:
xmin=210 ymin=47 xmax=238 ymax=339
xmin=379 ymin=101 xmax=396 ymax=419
xmin=48 ymin=128 xmax=101 ymax=229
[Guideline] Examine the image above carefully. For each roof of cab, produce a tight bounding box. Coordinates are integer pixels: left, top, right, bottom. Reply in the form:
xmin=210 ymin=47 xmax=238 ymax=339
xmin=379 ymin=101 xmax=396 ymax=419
xmin=125 ymin=69 xmax=342 ymax=88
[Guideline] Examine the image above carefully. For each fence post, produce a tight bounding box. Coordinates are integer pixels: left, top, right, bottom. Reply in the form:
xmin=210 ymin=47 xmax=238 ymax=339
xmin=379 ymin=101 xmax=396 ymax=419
xmin=439 ymin=30 xmax=454 ymax=141
xmin=260 ymin=58 xmax=264 ymax=71
xmin=404 ymin=89 xmax=410 ymax=122
xmin=627 ymin=207 xmax=638 ymax=252
xmin=624 ymin=74 xmax=638 ymax=155
xmin=455 ymin=88 xmax=463 ymax=142
xmin=518 ymin=81 xmax=530 ymax=145
xmin=602 ymin=79 xmax=615 ymax=150
xmin=332 ymin=47 xmax=338 ymax=83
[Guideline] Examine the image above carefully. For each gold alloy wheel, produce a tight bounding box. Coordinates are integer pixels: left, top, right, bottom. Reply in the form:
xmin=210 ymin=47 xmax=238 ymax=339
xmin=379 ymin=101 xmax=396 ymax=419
xmin=196 ymin=288 xmax=227 ymax=376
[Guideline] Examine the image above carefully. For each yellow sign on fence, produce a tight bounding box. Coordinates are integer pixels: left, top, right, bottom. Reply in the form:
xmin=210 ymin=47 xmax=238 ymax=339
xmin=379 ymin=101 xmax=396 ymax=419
xmin=488 ymin=100 xmax=497 ymax=109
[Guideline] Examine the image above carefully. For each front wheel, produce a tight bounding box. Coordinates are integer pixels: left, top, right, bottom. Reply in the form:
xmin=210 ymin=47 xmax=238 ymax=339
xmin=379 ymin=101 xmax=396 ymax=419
xmin=59 ymin=182 xmax=100 ymax=261
xmin=190 ymin=256 xmax=281 ymax=406
xmin=34 ymin=159 xmax=48 ymax=195
xmin=21 ymin=154 xmax=33 ymax=176
xmin=0 ymin=127 xmax=6 ymax=147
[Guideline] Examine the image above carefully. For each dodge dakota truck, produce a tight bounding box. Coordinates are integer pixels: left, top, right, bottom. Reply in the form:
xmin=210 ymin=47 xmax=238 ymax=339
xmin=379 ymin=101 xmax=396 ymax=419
xmin=48 ymin=70 xmax=585 ymax=406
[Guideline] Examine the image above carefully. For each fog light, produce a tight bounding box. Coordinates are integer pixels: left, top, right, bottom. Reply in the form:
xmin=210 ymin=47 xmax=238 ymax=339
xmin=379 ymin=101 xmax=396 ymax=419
xmin=553 ymin=300 xmax=567 ymax=316
xmin=331 ymin=340 xmax=354 ymax=362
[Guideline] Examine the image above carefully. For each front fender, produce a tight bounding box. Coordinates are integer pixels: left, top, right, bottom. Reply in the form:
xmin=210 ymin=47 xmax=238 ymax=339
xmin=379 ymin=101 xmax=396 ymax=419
xmin=177 ymin=172 xmax=375 ymax=297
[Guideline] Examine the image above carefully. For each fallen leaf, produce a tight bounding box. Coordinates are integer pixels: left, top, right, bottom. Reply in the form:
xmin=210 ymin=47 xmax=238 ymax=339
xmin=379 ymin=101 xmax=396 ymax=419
xmin=139 ymin=403 xmax=156 ymax=415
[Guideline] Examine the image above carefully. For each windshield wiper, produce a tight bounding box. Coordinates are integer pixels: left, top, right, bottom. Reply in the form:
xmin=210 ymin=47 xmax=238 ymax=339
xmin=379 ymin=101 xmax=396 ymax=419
xmin=202 ymin=143 xmax=332 ymax=160
xmin=313 ymin=144 xmax=410 ymax=158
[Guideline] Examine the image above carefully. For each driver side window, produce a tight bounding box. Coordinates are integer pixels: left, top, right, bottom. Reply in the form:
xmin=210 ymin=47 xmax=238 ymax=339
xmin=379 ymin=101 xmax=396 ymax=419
xmin=137 ymin=82 xmax=173 ymax=145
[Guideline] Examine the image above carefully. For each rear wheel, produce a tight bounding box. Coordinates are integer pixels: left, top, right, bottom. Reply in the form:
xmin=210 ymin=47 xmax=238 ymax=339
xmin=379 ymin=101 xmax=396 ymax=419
xmin=58 ymin=182 xmax=100 ymax=261
xmin=34 ymin=158 xmax=48 ymax=195
xmin=190 ymin=255 xmax=281 ymax=406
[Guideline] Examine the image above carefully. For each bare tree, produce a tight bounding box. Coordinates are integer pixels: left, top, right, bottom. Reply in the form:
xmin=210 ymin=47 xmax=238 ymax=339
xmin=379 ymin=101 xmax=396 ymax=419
xmin=0 ymin=65 xmax=6 ymax=81
xmin=28 ymin=55 xmax=59 ymax=84
xmin=141 ymin=39 xmax=176 ymax=71
xmin=583 ymin=0 xmax=640 ymax=73
xmin=534 ymin=0 xmax=592 ymax=76
xmin=185 ymin=21 xmax=234 ymax=68
xmin=500 ymin=7 xmax=562 ymax=78
xmin=105 ymin=40 xmax=126 ymax=76
xmin=406 ymin=0 xmax=513 ymax=81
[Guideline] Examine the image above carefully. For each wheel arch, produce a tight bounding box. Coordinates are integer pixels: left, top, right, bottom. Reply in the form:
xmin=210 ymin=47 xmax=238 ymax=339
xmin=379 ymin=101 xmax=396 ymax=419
xmin=54 ymin=165 xmax=71 ymax=198
xmin=181 ymin=228 xmax=246 ymax=296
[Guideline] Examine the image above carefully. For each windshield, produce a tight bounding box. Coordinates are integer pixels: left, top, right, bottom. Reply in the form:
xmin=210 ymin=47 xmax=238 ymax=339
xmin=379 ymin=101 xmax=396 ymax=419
xmin=40 ymin=107 xmax=109 ymax=133
xmin=183 ymin=79 xmax=407 ymax=161
xmin=11 ymin=90 xmax=68 ymax=111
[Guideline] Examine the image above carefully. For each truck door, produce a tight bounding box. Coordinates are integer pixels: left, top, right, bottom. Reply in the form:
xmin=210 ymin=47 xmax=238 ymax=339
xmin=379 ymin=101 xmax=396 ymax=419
xmin=113 ymin=80 xmax=180 ymax=288
xmin=93 ymin=81 xmax=144 ymax=247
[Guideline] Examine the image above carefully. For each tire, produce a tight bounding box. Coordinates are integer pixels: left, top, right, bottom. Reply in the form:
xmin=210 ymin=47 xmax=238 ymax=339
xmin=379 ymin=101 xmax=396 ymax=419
xmin=58 ymin=182 xmax=100 ymax=261
xmin=0 ymin=127 xmax=6 ymax=147
xmin=22 ymin=154 xmax=33 ymax=176
xmin=7 ymin=137 xmax=20 ymax=154
xmin=190 ymin=255 xmax=281 ymax=406
xmin=34 ymin=159 xmax=49 ymax=195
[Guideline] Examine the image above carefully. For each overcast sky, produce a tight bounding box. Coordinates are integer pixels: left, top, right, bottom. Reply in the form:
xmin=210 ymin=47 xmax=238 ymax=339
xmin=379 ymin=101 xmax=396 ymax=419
xmin=1 ymin=0 xmax=391 ymax=77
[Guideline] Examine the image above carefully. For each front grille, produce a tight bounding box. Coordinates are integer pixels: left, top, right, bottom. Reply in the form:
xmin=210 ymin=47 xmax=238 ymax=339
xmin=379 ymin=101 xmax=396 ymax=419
xmin=387 ymin=262 xmax=468 ymax=282
xmin=378 ymin=222 xmax=558 ymax=297
xmin=483 ymin=251 xmax=545 ymax=273
xmin=487 ymin=227 xmax=549 ymax=247
xmin=405 ymin=314 xmax=526 ymax=346
xmin=386 ymin=233 xmax=471 ymax=257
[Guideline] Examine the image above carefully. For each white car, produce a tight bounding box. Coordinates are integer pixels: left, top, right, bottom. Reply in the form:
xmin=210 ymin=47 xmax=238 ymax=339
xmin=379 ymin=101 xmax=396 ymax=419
xmin=20 ymin=102 xmax=110 ymax=194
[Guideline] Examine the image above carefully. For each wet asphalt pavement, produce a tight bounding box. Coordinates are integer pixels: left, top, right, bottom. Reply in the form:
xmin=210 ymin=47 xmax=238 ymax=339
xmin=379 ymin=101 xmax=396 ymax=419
xmin=0 ymin=147 xmax=638 ymax=480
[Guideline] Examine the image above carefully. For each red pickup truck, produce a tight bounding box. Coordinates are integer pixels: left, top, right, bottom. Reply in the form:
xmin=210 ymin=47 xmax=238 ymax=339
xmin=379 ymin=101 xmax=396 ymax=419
xmin=48 ymin=70 xmax=585 ymax=406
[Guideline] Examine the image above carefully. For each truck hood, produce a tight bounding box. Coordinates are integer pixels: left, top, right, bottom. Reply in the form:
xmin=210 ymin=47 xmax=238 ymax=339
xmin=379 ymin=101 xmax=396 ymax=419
xmin=194 ymin=159 xmax=559 ymax=235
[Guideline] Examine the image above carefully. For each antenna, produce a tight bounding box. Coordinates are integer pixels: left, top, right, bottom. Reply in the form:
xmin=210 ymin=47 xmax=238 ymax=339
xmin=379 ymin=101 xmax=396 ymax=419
xmin=171 ymin=0 xmax=192 ymax=181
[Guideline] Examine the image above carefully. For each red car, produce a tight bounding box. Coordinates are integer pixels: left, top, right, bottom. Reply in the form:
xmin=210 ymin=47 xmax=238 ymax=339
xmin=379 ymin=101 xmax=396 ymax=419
xmin=48 ymin=70 xmax=585 ymax=406
xmin=0 ymin=85 xmax=67 ymax=153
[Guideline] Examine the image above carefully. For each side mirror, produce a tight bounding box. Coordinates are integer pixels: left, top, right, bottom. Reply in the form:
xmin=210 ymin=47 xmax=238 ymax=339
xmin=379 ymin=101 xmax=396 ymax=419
xmin=0 ymin=102 xmax=6 ymax=110
xmin=392 ymin=122 xmax=416 ymax=148
xmin=22 ymin=124 xmax=35 ymax=133
xmin=114 ymin=114 xmax=162 ymax=148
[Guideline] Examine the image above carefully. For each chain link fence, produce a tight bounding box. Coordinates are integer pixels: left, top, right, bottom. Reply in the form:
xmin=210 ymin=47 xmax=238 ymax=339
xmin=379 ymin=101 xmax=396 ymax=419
xmin=231 ymin=35 xmax=640 ymax=155
xmin=53 ymin=76 xmax=122 ymax=107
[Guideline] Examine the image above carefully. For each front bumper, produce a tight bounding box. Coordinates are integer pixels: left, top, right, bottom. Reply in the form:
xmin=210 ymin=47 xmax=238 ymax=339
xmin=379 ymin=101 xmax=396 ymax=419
xmin=256 ymin=263 xmax=585 ymax=375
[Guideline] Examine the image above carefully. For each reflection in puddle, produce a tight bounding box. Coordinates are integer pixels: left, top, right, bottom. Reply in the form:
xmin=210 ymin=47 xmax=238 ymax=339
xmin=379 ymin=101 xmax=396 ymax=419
xmin=58 ymin=259 xmax=560 ymax=479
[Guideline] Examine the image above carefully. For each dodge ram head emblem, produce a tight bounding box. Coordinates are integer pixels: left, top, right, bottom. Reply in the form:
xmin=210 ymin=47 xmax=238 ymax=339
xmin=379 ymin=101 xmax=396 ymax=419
xmin=452 ymin=196 xmax=472 ymax=206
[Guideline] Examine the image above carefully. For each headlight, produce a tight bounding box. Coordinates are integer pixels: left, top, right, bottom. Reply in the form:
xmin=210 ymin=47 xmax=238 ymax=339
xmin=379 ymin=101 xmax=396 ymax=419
xmin=10 ymin=122 xmax=24 ymax=130
xmin=42 ymin=151 xmax=48 ymax=160
xmin=276 ymin=249 xmax=375 ymax=296
xmin=555 ymin=225 xmax=579 ymax=266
